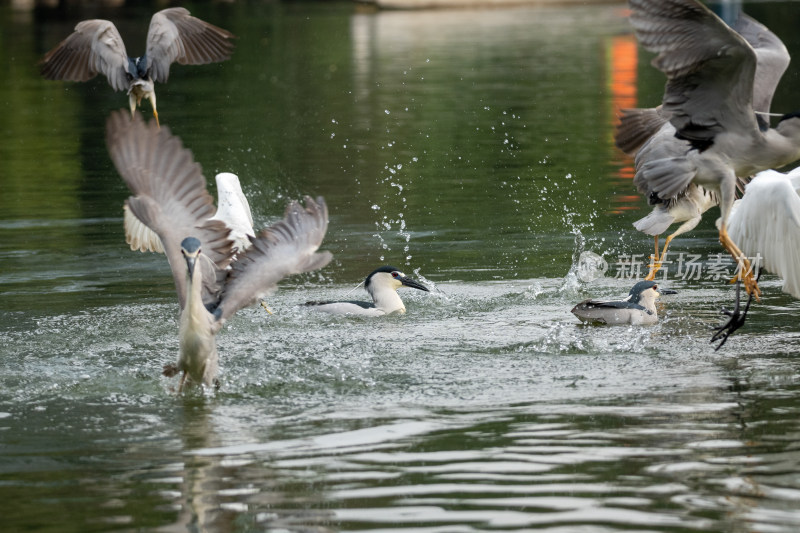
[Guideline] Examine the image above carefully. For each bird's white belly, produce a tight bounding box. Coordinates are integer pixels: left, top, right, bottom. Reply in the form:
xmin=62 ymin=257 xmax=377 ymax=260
xmin=309 ymin=302 xmax=387 ymax=316
xmin=574 ymin=307 xmax=656 ymax=326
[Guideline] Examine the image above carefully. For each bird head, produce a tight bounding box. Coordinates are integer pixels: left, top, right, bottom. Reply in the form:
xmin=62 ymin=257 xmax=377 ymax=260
xmin=180 ymin=237 xmax=202 ymax=278
xmin=628 ymin=280 xmax=676 ymax=305
xmin=365 ymin=265 xmax=429 ymax=295
xmin=127 ymin=56 xmax=149 ymax=80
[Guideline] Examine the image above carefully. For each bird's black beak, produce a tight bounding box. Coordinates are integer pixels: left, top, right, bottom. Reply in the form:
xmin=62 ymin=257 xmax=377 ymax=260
xmin=399 ymin=275 xmax=429 ymax=292
xmin=659 ymin=289 xmax=677 ymax=295
xmin=185 ymin=255 xmax=196 ymax=278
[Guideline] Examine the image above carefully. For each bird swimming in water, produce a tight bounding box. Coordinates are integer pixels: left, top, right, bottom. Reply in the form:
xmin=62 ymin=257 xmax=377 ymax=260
xmin=41 ymin=8 xmax=235 ymax=126
xmin=306 ymin=266 xmax=429 ymax=316
xmin=106 ymin=110 xmax=332 ymax=391
xmin=624 ymin=0 xmax=800 ymax=298
xmin=571 ymin=281 xmax=676 ymax=325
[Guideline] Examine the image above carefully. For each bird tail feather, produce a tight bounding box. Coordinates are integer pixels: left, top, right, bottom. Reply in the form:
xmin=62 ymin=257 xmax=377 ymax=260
xmin=633 ymin=207 xmax=675 ymax=236
xmin=637 ymin=157 xmax=696 ymax=200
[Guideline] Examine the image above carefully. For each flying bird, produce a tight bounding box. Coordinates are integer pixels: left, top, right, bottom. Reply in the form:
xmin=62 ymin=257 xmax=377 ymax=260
xmin=616 ymin=8 xmax=789 ymax=280
xmin=106 ymin=111 xmax=332 ymax=391
xmin=42 ymin=8 xmax=235 ymax=126
xmin=623 ymin=0 xmax=800 ymax=298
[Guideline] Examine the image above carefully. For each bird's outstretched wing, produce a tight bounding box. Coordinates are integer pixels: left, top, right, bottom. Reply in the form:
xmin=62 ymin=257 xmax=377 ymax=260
xmin=41 ymin=19 xmax=129 ymax=91
xmin=727 ymin=169 xmax=800 ymax=298
xmin=145 ymin=8 xmax=235 ymax=83
xmin=733 ymin=13 xmax=790 ymax=115
xmin=210 ymin=173 xmax=254 ymax=253
xmin=105 ymin=110 xmax=234 ymax=309
xmin=124 ymin=172 xmax=254 ymax=255
xmin=216 ymin=196 xmax=333 ymax=321
xmin=629 ymin=0 xmax=760 ymax=145
xmin=615 ymin=106 xmax=670 ymax=156
xmin=124 ymin=204 xmax=164 ymax=253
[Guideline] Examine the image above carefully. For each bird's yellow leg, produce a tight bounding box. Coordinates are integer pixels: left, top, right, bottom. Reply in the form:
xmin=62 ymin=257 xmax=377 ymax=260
xmin=719 ymin=226 xmax=761 ymax=301
xmin=659 ymin=234 xmax=675 ymax=263
xmin=148 ymin=92 xmax=160 ymax=128
xmin=128 ymin=93 xmax=137 ymax=118
xmin=644 ymin=235 xmax=661 ymax=281
xmin=260 ymin=300 xmax=273 ymax=315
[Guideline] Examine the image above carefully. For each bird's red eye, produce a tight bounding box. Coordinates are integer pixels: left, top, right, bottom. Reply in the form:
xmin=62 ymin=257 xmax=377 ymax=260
xmin=653 ymin=285 xmax=658 ymax=291
xmin=391 ymin=272 xmax=399 ymax=278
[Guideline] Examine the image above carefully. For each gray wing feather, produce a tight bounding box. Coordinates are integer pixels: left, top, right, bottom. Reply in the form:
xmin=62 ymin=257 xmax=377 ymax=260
xmin=123 ymin=203 xmax=164 ymax=253
xmin=106 ymin=111 xmax=233 ymax=309
xmin=733 ymin=13 xmax=790 ymax=114
xmin=217 ymin=196 xmax=333 ymax=321
xmin=615 ymin=107 xmax=670 ymax=155
xmin=41 ymin=19 xmax=129 ymax=91
xmin=146 ymin=8 xmax=235 ymax=83
xmin=576 ymin=300 xmax=648 ymax=312
xmin=629 ymin=0 xmax=759 ymax=143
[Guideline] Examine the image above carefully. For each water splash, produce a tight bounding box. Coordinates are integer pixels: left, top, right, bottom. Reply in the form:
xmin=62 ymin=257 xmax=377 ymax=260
xmin=372 ymin=155 xmax=419 ymax=266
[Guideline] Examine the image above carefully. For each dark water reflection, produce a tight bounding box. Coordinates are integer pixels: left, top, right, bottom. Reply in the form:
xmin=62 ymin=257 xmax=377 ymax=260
xmin=2 ymin=1 xmax=800 ymax=531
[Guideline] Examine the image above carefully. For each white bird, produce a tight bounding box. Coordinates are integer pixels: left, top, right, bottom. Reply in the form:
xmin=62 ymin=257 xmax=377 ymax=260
xmin=106 ymin=111 xmax=332 ymax=391
xmin=727 ymin=167 xmax=800 ymax=299
xmin=571 ymin=281 xmax=676 ymax=325
xmin=41 ymin=7 xmax=235 ymax=126
xmin=306 ymin=266 xmax=429 ymax=316
xmin=616 ymin=7 xmax=789 ymax=281
xmin=624 ymin=0 xmax=800 ymax=298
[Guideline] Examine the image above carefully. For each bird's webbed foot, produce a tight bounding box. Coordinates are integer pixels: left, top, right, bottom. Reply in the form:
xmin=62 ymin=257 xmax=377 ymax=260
xmin=163 ymin=363 xmax=180 ymax=378
xmin=711 ymin=272 xmax=760 ymax=351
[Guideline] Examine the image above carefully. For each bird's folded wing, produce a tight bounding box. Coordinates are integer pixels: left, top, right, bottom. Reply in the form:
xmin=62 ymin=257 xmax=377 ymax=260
xmin=579 ymin=300 xmax=647 ymax=312
xmin=727 ymin=170 xmax=800 ymax=298
xmin=217 ymin=196 xmax=333 ymax=321
xmin=146 ymin=7 xmax=235 ymax=83
xmin=106 ymin=110 xmax=233 ymax=309
xmin=629 ymin=0 xmax=759 ymax=142
xmin=41 ymin=19 xmax=129 ymax=91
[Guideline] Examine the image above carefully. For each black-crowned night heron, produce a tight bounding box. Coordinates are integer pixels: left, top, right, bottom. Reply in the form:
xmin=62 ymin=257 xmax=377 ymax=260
xmin=41 ymin=8 xmax=235 ymax=127
xmin=306 ymin=266 xmax=429 ymax=316
xmin=623 ymin=0 xmax=800 ymax=298
xmin=616 ymin=6 xmax=790 ymax=282
xmin=106 ymin=110 xmax=332 ymax=391
xmin=711 ymin=166 xmax=800 ymax=346
xmin=571 ymin=281 xmax=676 ymax=325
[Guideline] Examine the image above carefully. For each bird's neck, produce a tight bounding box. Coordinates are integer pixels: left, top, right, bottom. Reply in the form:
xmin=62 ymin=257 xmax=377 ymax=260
xmin=184 ymin=266 xmax=210 ymax=328
xmin=638 ymin=296 xmax=658 ymax=316
xmin=369 ymin=286 xmax=406 ymax=315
